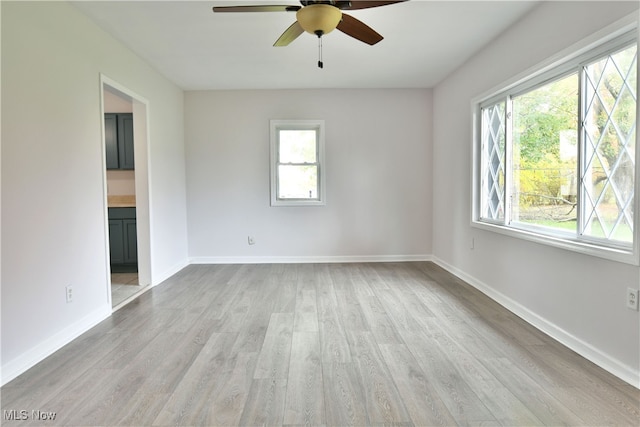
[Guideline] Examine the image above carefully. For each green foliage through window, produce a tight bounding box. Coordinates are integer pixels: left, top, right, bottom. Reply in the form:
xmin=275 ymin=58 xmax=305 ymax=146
xmin=512 ymin=73 xmax=579 ymax=229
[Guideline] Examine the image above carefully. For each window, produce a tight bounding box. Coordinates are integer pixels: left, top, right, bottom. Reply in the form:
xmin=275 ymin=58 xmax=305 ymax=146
xmin=474 ymin=30 xmax=638 ymax=263
xmin=270 ymin=119 xmax=326 ymax=206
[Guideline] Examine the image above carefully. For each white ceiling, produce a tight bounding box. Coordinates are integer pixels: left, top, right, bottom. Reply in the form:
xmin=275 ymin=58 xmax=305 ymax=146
xmin=72 ymin=0 xmax=539 ymax=90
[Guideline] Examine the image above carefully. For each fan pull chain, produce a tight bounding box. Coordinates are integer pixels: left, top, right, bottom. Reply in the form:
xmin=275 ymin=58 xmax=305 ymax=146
xmin=317 ymin=34 xmax=323 ymax=69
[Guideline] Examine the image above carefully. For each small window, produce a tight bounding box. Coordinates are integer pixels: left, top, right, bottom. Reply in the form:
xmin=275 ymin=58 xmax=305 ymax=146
xmin=270 ymin=120 xmax=326 ymax=206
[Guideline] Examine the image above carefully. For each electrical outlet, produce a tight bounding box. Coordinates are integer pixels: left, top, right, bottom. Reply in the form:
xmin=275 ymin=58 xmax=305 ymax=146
xmin=248 ymin=236 xmax=255 ymax=245
xmin=627 ymin=288 xmax=639 ymax=311
xmin=65 ymin=285 xmax=73 ymax=303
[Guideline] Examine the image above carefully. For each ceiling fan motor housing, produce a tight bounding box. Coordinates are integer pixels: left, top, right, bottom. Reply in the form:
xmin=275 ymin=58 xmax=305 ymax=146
xmin=300 ymin=0 xmax=352 ymax=7
xmin=296 ymin=4 xmax=343 ymax=36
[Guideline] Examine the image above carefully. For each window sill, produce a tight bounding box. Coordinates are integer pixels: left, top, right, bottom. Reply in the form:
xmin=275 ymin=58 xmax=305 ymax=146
xmin=270 ymin=199 xmax=326 ymax=207
xmin=471 ymin=220 xmax=639 ymax=266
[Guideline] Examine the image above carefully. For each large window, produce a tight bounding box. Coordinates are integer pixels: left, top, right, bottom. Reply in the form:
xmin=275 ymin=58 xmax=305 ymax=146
xmin=270 ymin=119 xmax=326 ymax=206
xmin=474 ymin=30 xmax=638 ymax=262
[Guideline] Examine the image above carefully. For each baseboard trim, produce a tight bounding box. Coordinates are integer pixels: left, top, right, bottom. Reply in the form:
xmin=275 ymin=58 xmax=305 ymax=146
xmin=152 ymin=258 xmax=189 ymax=286
xmin=432 ymin=256 xmax=640 ymax=389
xmin=189 ymin=254 xmax=433 ymax=264
xmin=1 ymin=305 xmax=111 ymax=386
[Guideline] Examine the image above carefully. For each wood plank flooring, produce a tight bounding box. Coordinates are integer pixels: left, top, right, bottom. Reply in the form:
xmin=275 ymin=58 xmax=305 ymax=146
xmin=2 ymin=262 xmax=638 ymax=426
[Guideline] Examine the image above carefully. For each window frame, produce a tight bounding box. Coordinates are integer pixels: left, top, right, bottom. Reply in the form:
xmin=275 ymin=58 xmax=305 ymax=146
xmin=471 ymin=18 xmax=640 ymax=265
xmin=270 ymin=119 xmax=326 ymax=207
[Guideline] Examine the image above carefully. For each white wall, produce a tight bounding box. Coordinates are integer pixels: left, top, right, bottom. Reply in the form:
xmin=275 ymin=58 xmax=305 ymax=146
xmin=185 ymin=89 xmax=432 ymax=262
xmin=432 ymin=1 xmax=640 ymax=386
xmin=1 ymin=2 xmax=188 ymax=384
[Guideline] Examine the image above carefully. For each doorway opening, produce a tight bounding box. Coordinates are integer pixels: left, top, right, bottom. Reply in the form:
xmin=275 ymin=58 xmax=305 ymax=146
xmin=101 ymin=76 xmax=152 ymax=310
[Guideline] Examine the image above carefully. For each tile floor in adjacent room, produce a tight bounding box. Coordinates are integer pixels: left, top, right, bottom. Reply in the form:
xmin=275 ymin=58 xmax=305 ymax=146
xmin=111 ymin=272 xmax=140 ymax=308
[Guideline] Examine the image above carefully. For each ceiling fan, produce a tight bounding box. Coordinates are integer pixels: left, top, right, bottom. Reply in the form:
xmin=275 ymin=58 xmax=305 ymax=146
xmin=213 ymin=1 xmax=407 ymax=67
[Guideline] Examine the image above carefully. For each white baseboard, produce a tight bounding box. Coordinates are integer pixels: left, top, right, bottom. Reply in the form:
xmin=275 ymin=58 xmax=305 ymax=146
xmin=189 ymin=254 xmax=432 ymax=264
xmin=1 ymin=305 xmax=111 ymax=386
xmin=432 ymin=256 xmax=640 ymax=389
xmin=152 ymin=258 xmax=189 ymax=286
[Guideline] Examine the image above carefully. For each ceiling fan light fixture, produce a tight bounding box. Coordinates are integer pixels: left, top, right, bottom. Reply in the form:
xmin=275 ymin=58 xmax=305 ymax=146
xmin=296 ymin=4 xmax=342 ymax=36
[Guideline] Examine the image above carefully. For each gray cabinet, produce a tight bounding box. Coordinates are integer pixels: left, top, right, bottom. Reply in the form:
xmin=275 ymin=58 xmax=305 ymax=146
xmin=108 ymin=208 xmax=137 ymax=272
xmin=105 ymin=113 xmax=134 ymax=170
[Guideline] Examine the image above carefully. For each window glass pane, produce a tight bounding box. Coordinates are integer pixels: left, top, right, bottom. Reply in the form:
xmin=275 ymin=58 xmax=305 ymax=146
xmin=279 ymin=130 xmax=317 ymax=163
xmin=278 ymin=165 xmax=318 ymax=199
xmin=481 ymin=102 xmax=506 ymax=221
xmin=582 ymin=44 xmax=636 ymax=243
xmin=512 ymin=73 xmax=579 ymax=232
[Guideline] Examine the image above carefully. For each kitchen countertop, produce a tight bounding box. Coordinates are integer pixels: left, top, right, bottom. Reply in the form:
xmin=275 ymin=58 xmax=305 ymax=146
xmin=108 ymin=195 xmax=136 ymax=208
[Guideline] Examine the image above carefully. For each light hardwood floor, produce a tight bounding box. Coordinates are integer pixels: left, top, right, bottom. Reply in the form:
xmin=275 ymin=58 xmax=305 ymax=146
xmin=2 ymin=262 xmax=639 ymax=426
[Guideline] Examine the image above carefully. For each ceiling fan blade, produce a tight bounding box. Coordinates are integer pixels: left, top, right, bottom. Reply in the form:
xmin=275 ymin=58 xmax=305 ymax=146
xmin=212 ymin=5 xmax=301 ymax=13
xmin=342 ymin=1 xmax=407 ymax=10
xmin=274 ymin=21 xmax=304 ymax=46
xmin=336 ymin=13 xmax=383 ymax=45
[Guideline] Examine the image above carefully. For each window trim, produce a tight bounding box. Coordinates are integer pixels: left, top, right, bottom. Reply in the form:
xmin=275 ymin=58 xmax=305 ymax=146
xmin=270 ymin=119 xmax=326 ymax=207
xmin=471 ymin=14 xmax=640 ymax=265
